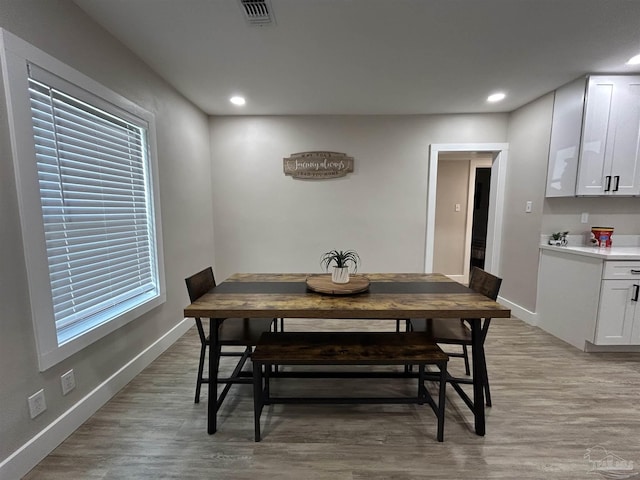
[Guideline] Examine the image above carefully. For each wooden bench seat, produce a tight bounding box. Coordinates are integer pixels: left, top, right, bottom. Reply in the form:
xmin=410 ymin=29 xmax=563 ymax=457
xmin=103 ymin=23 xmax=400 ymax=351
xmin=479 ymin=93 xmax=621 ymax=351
xmin=252 ymin=331 xmax=449 ymax=442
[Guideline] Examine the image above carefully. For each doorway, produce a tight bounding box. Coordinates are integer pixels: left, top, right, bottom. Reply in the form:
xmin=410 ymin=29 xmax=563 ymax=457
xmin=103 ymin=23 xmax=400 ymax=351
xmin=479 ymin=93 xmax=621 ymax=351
xmin=425 ymin=143 xmax=509 ymax=277
xmin=469 ymin=166 xmax=491 ymax=271
xmin=432 ymin=154 xmax=492 ymax=283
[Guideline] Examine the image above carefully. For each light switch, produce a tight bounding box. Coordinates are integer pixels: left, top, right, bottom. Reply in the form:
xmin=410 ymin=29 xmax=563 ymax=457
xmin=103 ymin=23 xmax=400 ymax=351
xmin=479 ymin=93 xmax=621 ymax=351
xmin=581 ymin=212 xmax=589 ymax=223
xmin=525 ymin=201 xmax=533 ymax=213
xmin=455 ymin=203 xmax=461 ymax=212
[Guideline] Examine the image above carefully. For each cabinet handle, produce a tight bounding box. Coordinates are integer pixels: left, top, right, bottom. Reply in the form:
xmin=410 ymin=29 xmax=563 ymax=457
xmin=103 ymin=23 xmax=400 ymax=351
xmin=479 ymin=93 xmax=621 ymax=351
xmin=633 ymin=284 xmax=639 ymax=302
xmin=604 ymin=176 xmax=611 ymax=192
xmin=631 ymin=269 xmax=640 ymax=274
xmin=613 ymin=176 xmax=620 ymax=192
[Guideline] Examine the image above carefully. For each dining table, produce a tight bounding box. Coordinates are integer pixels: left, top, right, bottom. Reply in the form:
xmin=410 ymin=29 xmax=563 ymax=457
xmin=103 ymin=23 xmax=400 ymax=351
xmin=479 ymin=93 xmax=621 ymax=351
xmin=183 ymin=272 xmax=511 ymax=437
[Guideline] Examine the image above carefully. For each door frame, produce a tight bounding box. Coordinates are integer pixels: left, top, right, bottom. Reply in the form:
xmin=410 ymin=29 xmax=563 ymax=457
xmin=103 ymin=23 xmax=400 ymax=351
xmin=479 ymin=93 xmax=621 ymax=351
xmin=425 ymin=143 xmax=509 ymax=276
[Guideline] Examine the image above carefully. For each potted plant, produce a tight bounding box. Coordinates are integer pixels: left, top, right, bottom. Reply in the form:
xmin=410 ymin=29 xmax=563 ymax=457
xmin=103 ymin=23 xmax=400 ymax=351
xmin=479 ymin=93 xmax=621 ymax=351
xmin=548 ymin=231 xmax=569 ymax=246
xmin=320 ymin=249 xmax=360 ymax=284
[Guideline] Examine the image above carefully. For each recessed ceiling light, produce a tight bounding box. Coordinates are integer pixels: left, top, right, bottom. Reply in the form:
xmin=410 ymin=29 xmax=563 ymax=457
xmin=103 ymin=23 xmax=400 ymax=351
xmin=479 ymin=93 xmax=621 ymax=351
xmin=627 ymin=54 xmax=640 ymax=65
xmin=230 ymin=96 xmax=246 ymax=106
xmin=487 ymin=92 xmax=506 ymax=103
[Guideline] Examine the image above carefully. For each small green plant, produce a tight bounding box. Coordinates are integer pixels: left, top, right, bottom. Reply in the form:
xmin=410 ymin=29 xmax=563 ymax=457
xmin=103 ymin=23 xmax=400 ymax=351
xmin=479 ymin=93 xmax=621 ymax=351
xmin=550 ymin=231 xmax=569 ymax=240
xmin=320 ymin=249 xmax=360 ymax=272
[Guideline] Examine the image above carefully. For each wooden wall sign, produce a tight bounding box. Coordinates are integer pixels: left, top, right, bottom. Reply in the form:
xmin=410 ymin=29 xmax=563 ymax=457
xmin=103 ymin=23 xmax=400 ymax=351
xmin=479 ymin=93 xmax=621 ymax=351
xmin=283 ymin=151 xmax=354 ymax=179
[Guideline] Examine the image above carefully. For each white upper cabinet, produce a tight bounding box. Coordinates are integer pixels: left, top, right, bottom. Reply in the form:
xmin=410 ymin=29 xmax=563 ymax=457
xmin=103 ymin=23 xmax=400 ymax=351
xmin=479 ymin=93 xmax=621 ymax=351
xmin=546 ymin=75 xmax=640 ymax=197
xmin=576 ymin=75 xmax=640 ymax=196
xmin=545 ymin=79 xmax=585 ymax=197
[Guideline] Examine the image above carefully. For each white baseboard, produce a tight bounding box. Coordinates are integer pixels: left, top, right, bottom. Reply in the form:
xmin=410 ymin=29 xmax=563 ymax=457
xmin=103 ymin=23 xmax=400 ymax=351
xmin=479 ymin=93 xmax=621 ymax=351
xmin=0 ymin=318 xmax=192 ymax=480
xmin=497 ymin=295 xmax=538 ymax=326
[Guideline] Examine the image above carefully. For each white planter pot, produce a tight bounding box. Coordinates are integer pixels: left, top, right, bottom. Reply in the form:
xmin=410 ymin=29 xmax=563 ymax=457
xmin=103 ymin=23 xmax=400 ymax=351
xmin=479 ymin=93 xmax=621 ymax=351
xmin=548 ymin=237 xmax=568 ymax=246
xmin=332 ymin=267 xmax=350 ymax=284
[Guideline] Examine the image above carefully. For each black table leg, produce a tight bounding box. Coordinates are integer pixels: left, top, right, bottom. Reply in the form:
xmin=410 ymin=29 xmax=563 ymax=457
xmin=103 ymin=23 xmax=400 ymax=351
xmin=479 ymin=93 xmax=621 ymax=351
xmin=207 ymin=318 xmax=221 ymax=434
xmin=253 ymin=361 xmax=263 ymax=442
xmin=470 ymin=318 xmax=486 ymax=436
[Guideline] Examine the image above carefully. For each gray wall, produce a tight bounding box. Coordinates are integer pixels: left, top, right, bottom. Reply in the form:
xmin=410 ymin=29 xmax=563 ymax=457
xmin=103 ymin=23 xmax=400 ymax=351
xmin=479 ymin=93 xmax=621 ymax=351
xmin=0 ymin=0 xmax=213 ymax=461
xmin=3 ymin=0 xmax=639 ymax=469
xmin=501 ymin=93 xmax=555 ymax=312
xmin=543 ymin=197 xmax=640 ymax=238
xmin=208 ymin=115 xmax=508 ymax=280
xmin=433 ymin=160 xmax=469 ymax=276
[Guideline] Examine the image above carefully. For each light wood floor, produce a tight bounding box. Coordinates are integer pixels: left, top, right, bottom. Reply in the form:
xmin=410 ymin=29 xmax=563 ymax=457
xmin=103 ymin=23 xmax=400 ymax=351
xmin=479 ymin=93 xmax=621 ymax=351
xmin=24 ymin=318 xmax=640 ymax=479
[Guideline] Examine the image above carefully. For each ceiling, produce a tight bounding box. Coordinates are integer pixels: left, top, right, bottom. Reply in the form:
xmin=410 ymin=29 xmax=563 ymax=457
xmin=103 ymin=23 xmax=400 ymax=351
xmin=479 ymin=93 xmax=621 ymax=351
xmin=73 ymin=0 xmax=640 ymax=116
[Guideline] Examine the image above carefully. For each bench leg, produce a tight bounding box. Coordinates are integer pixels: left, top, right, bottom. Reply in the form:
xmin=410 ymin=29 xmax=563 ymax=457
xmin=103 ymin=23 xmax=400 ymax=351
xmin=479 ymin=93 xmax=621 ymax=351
xmin=253 ymin=361 xmax=263 ymax=442
xmin=437 ymin=361 xmax=448 ymax=442
xmin=417 ymin=364 xmax=425 ymax=405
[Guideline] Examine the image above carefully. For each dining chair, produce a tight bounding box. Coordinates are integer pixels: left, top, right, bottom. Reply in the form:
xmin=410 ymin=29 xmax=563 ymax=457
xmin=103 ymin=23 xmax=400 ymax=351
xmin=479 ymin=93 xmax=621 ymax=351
xmin=410 ymin=267 xmax=502 ymax=406
xmin=185 ymin=267 xmax=276 ymax=404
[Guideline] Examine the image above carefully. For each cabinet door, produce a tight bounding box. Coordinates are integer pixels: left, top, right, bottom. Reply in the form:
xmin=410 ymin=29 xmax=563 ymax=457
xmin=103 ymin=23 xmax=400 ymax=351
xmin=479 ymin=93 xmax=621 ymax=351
xmin=608 ymin=78 xmax=640 ymax=195
xmin=595 ymin=280 xmax=638 ymax=345
xmin=576 ymin=77 xmax=615 ymax=195
xmin=576 ymin=76 xmax=640 ymax=196
xmin=546 ymin=79 xmax=585 ymax=197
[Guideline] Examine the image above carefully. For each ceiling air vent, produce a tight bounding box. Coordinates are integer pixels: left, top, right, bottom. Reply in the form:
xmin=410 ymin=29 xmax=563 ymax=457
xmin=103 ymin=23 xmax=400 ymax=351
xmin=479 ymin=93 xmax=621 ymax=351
xmin=240 ymin=0 xmax=275 ymax=26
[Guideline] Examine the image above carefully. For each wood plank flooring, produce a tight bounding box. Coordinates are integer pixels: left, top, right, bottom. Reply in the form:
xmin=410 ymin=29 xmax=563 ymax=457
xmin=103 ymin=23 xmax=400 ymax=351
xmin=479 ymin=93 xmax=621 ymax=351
xmin=23 ymin=318 xmax=640 ymax=479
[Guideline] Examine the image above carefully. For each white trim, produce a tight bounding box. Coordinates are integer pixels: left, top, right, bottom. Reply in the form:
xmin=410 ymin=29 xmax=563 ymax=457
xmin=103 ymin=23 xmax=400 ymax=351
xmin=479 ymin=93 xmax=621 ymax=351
xmin=485 ymin=148 xmax=508 ymax=276
xmin=0 ymin=28 xmax=166 ymax=371
xmin=426 ymin=143 xmax=509 ymax=277
xmin=0 ymin=319 xmax=192 ymax=480
xmin=0 ymin=29 xmax=151 ymax=119
xmin=497 ymin=295 xmax=538 ymax=326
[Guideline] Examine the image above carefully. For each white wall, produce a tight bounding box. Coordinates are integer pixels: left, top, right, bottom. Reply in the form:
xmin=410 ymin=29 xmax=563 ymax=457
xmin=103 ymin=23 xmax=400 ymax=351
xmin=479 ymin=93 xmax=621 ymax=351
xmin=0 ymin=0 xmax=213 ymax=470
xmin=209 ymin=115 xmax=508 ymax=280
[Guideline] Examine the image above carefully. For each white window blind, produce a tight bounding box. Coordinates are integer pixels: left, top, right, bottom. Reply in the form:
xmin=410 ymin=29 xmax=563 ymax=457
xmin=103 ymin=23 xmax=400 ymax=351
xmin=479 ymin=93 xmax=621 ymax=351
xmin=27 ymin=66 xmax=159 ymax=345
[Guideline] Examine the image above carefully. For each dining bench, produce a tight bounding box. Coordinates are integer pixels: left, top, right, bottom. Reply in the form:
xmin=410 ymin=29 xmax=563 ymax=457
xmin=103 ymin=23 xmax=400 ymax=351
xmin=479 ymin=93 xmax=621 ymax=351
xmin=252 ymin=331 xmax=449 ymax=442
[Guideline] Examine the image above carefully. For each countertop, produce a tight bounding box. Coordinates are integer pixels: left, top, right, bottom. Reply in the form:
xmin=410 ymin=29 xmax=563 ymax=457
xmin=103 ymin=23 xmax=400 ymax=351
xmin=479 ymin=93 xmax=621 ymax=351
xmin=540 ymin=244 xmax=640 ymax=260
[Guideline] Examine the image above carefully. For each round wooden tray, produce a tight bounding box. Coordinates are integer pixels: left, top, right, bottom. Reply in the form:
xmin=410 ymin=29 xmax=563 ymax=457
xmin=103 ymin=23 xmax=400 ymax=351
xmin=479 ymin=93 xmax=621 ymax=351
xmin=306 ymin=274 xmax=370 ymax=295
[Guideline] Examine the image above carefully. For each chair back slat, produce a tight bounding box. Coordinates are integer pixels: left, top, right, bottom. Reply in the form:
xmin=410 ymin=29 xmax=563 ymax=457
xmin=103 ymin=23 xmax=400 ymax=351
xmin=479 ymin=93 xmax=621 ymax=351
xmin=468 ymin=267 xmax=502 ymax=301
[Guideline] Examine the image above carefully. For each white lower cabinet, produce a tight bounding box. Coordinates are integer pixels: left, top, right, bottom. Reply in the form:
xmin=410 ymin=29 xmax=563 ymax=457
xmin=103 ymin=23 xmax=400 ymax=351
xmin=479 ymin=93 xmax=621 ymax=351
xmin=538 ymin=250 xmax=640 ymax=350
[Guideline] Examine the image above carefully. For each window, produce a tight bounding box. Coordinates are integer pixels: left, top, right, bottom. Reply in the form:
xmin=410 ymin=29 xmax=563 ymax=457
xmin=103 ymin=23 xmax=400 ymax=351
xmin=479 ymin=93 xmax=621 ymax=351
xmin=1 ymin=30 xmax=165 ymax=370
xmin=29 ymin=66 xmax=160 ymax=345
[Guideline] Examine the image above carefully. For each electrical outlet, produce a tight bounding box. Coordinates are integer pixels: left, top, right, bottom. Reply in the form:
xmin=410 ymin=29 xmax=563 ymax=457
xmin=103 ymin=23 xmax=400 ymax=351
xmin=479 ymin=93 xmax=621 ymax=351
xmin=28 ymin=389 xmax=47 ymax=419
xmin=581 ymin=212 xmax=589 ymax=223
xmin=61 ymin=369 xmax=76 ymax=395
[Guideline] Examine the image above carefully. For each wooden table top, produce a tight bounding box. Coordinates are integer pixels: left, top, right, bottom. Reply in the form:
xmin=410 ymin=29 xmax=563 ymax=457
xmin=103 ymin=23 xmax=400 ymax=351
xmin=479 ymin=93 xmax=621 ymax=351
xmin=183 ymin=273 xmax=511 ymax=320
